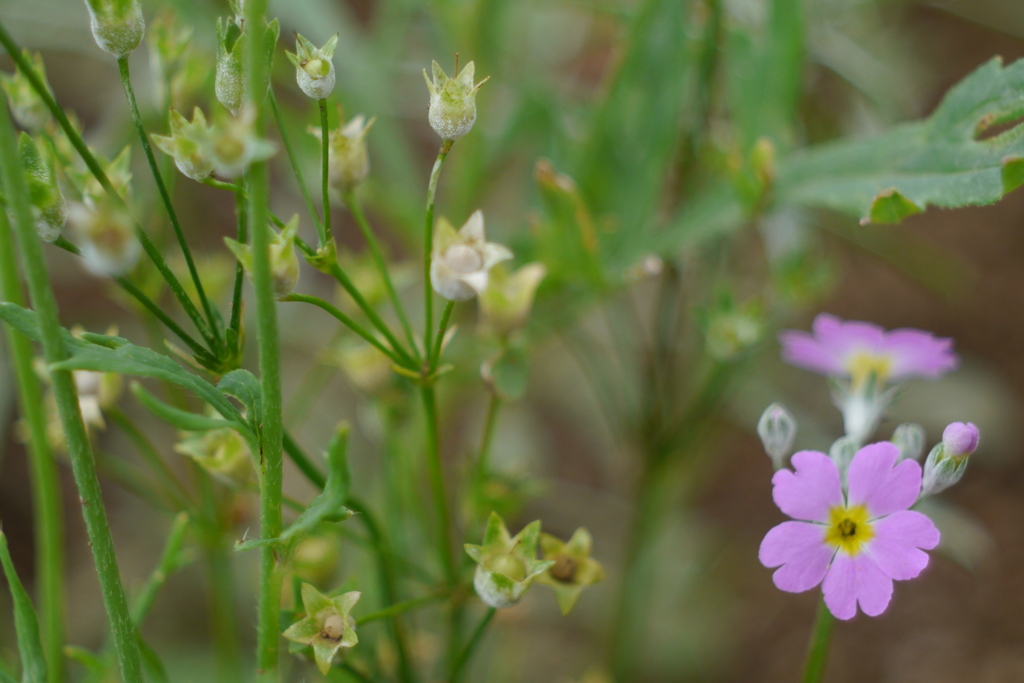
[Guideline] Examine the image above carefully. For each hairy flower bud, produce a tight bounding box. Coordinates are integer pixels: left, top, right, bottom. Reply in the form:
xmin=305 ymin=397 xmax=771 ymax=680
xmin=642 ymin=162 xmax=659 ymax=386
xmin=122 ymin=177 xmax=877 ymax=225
xmin=921 ymin=422 xmax=979 ymax=497
xmin=18 ymin=133 xmax=67 ymax=243
xmin=287 ymin=34 xmax=338 ymax=100
xmin=431 ymin=211 xmax=512 ymax=301
xmin=84 ymin=0 xmax=145 ymax=59
xmin=479 ymin=263 xmax=546 ymax=338
xmin=423 ymin=59 xmax=489 ymax=140
xmin=892 ymin=422 xmax=926 ymax=462
xmin=152 ymin=107 xmax=215 ymax=182
xmin=310 ymin=113 xmax=373 ymax=193
xmin=757 ymin=402 xmax=797 ymax=470
xmin=283 ymin=583 xmax=360 ymax=675
xmin=1 ymin=51 xmax=51 ymax=132
xmin=465 ymin=512 xmax=554 ymax=609
xmin=225 ymin=214 xmax=300 ymax=300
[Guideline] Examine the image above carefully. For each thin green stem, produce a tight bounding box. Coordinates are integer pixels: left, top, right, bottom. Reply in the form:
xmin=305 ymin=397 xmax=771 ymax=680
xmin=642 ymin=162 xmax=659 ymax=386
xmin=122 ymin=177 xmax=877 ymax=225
xmin=282 ymin=293 xmax=410 ymax=368
xmin=356 ymin=594 xmax=447 ymax=626
xmin=0 ymin=79 xmax=144 ymax=683
xmin=421 ymin=386 xmax=456 ymax=584
xmin=293 ymin=236 xmax=415 ymax=366
xmin=244 ymin=2 xmax=284 ymax=680
xmin=130 ymin=513 xmax=190 ymax=624
xmin=117 ymin=57 xmax=222 ymax=349
xmin=343 ymin=189 xmax=419 ymax=360
xmin=423 ymin=139 xmax=454 ymax=355
xmin=106 ymin=407 xmax=193 ymax=511
xmin=429 ymin=300 xmax=455 ymax=369
xmin=451 ymin=608 xmax=496 ymax=681
xmin=318 ymin=99 xmax=331 ymax=247
xmin=268 ymin=90 xmax=322 ymax=236
xmin=0 ymin=210 xmax=65 ymax=683
xmin=801 ymin=600 xmax=834 ymax=683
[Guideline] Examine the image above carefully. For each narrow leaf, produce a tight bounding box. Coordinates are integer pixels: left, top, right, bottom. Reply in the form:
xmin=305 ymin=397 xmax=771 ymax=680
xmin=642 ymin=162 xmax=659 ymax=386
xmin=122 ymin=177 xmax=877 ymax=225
xmin=0 ymin=532 xmax=47 ymax=683
xmin=132 ymin=383 xmax=250 ymax=435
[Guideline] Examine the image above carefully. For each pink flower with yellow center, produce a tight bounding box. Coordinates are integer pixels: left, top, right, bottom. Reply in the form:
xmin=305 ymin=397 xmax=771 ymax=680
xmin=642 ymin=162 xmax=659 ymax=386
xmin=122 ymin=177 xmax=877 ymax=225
xmin=759 ymin=442 xmax=940 ymax=620
xmin=778 ymin=314 xmax=958 ymax=388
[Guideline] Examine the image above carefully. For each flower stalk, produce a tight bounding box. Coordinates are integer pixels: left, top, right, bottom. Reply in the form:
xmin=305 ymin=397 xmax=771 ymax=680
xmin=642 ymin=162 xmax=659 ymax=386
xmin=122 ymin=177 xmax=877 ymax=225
xmin=318 ymin=98 xmax=331 ymax=246
xmin=423 ymin=139 xmax=453 ymax=354
xmin=800 ymin=600 xmax=834 ymax=683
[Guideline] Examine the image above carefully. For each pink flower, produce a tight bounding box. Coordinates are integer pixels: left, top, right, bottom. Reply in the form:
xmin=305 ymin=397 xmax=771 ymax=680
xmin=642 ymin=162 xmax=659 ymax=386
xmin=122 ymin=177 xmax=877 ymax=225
xmin=759 ymin=442 xmax=940 ymax=620
xmin=778 ymin=314 xmax=958 ymax=388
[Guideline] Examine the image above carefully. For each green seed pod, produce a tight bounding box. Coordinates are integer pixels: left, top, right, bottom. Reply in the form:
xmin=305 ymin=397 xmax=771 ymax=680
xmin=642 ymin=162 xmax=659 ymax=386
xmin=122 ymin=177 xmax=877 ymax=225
xmin=84 ymin=0 xmax=145 ymax=59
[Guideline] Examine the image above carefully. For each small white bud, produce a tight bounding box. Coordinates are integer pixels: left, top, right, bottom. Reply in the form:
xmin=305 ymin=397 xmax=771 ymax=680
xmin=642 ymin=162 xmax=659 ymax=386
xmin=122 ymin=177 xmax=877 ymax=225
xmin=84 ymin=0 xmax=145 ymax=59
xmin=892 ymin=422 xmax=926 ymax=462
xmin=921 ymin=422 xmax=979 ymax=497
xmin=829 ymin=436 xmax=857 ymax=485
xmin=286 ymin=34 xmax=338 ymax=100
xmin=423 ymin=59 xmax=489 ymax=141
xmin=756 ymin=402 xmax=796 ymax=469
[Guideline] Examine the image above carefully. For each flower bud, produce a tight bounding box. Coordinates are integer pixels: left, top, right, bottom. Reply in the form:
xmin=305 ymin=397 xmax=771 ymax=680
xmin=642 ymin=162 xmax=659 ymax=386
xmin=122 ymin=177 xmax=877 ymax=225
xmin=309 ymin=113 xmax=373 ymax=194
xmin=892 ymin=422 xmax=926 ymax=462
xmin=18 ymin=133 xmax=67 ymax=243
xmin=921 ymin=422 xmax=978 ymax=497
xmin=423 ymin=59 xmax=489 ymax=141
xmin=757 ymin=402 xmax=796 ymax=470
xmin=84 ymin=0 xmax=145 ymax=59
xmin=431 ymin=211 xmax=512 ymax=301
xmin=286 ymin=34 xmax=338 ymax=100
xmin=175 ymin=423 xmax=252 ymax=486
xmin=536 ymin=528 xmax=605 ymax=615
xmin=1 ymin=51 xmax=51 ymax=132
xmin=465 ymin=512 xmax=554 ymax=609
xmin=479 ymin=263 xmax=546 ymax=339
xmin=283 ymin=583 xmax=360 ymax=675
xmin=829 ymin=435 xmax=857 ymax=484
xmin=208 ymin=107 xmax=277 ymax=179
xmin=215 ymin=13 xmax=245 ymax=114
xmin=148 ymin=10 xmax=192 ymax=109
xmin=152 ymin=107 xmax=215 ymax=182
xmin=225 ymin=214 xmax=300 ymax=300
xmin=705 ymin=308 xmax=763 ymax=361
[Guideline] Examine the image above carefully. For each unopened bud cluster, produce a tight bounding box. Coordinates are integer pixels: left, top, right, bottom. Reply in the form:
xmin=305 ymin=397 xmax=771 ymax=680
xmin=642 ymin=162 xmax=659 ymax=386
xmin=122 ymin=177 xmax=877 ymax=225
xmin=922 ymin=422 xmax=979 ymax=496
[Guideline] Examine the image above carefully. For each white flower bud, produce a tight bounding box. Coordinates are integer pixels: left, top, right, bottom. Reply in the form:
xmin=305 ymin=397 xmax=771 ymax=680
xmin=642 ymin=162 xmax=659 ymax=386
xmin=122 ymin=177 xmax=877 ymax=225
xmin=479 ymin=263 xmax=546 ymax=338
xmin=84 ymin=0 xmax=145 ymax=59
xmin=757 ymin=402 xmax=797 ymax=470
xmin=431 ymin=211 xmax=512 ymax=301
xmin=152 ymin=107 xmax=215 ymax=182
xmin=423 ymin=59 xmax=489 ymax=141
xmin=286 ymin=34 xmax=338 ymax=100
xmin=215 ymin=14 xmax=245 ymax=115
xmin=19 ymin=133 xmax=67 ymax=243
xmin=829 ymin=435 xmax=857 ymax=485
xmin=310 ymin=113 xmax=373 ymax=193
xmin=69 ymin=200 xmax=140 ymax=277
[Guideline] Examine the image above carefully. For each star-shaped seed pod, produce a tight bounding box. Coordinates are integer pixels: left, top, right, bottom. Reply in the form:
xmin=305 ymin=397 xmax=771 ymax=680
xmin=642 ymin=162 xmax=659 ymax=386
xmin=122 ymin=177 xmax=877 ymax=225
xmin=309 ymin=112 xmax=374 ymax=194
xmin=287 ymin=34 xmax=339 ymax=100
xmin=283 ymin=583 xmax=360 ymax=675
xmin=152 ymin=107 xmax=215 ymax=182
xmin=423 ymin=59 xmax=489 ymax=140
xmin=464 ymin=512 xmax=554 ymax=609
xmin=536 ymin=528 xmax=605 ymax=615
xmin=431 ymin=211 xmax=512 ymax=302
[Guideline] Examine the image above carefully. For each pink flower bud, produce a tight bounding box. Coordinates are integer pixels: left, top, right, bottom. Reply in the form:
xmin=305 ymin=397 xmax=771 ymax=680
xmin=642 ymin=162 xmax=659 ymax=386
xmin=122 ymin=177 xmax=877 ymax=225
xmin=942 ymin=422 xmax=979 ymax=457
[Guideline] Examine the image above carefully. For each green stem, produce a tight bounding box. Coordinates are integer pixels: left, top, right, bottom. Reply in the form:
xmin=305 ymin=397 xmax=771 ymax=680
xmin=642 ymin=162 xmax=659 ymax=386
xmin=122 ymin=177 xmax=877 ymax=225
xmin=318 ymin=98 xmax=331 ymax=247
xmin=244 ymin=3 xmax=284 ymax=680
xmin=130 ymin=513 xmax=190 ymax=624
xmin=282 ymin=293 xmax=409 ymax=368
xmin=421 ymin=387 xmax=456 ymax=584
xmin=0 ymin=210 xmax=65 ymax=683
xmin=423 ymin=139 xmax=454 ymax=355
xmin=293 ymin=236 xmax=415 ymax=366
xmin=450 ymin=608 xmax=495 ymax=681
xmin=117 ymin=57 xmax=222 ymax=349
xmin=0 ymin=77 xmax=144 ymax=683
xmin=429 ymin=300 xmax=455 ymax=369
xmin=800 ymin=600 xmax=834 ymax=683
xmin=355 ymin=594 xmax=447 ymax=626
xmin=268 ymin=90 xmax=322 ymax=236
xmin=106 ymin=407 xmax=193 ymax=511
xmin=343 ymin=189 xmax=419 ymax=361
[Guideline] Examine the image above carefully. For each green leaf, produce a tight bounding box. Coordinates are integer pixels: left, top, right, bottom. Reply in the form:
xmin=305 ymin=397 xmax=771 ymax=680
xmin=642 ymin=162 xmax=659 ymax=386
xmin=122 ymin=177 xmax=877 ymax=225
xmin=218 ymin=369 xmax=263 ymax=430
xmin=0 ymin=668 xmax=17 ymax=683
xmin=237 ymin=424 xmax=353 ymax=551
xmin=136 ymin=637 xmax=169 ymax=683
xmin=0 ymin=532 xmax=47 ymax=683
xmin=778 ymin=56 xmax=1024 ymax=224
xmin=131 ymin=383 xmax=249 ymax=434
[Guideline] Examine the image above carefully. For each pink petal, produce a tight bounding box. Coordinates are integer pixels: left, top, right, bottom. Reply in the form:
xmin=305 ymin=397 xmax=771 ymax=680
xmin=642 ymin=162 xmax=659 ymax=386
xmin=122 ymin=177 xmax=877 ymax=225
xmin=772 ymin=451 xmax=844 ymax=523
xmin=822 ymin=553 xmax=893 ymax=620
xmin=880 ymin=329 xmax=958 ymax=380
xmin=778 ymin=330 xmax=846 ymax=376
xmin=817 ymin=317 xmax=886 ymax=356
xmin=846 ymin=442 xmax=921 ymax=517
xmin=866 ymin=510 xmax=940 ymax=580
xmin=759 ymin=521 xmax=834 ymax=593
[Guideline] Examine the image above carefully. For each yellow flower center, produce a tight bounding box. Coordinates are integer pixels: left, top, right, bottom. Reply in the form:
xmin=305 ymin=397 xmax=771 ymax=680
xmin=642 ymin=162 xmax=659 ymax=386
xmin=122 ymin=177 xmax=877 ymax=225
xmin=824 ymin=504 xmax=874 ymax=556
xmin=846 ymin=351 xmax=892 ymax=389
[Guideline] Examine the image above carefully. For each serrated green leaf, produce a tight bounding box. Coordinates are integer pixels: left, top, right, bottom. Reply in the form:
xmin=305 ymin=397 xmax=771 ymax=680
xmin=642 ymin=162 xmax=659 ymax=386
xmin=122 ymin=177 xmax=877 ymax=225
xmin=778 ymin=56 xmax=1024 ymax=224
xmin=0 ymin=533 xmax=47 ymax=683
